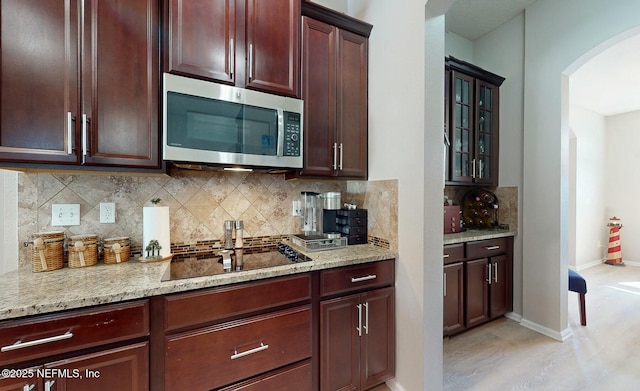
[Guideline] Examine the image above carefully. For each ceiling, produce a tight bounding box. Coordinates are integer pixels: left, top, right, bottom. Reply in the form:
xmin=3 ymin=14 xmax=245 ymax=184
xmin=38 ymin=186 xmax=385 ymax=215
xmin=445 ymin=0 xmax=640 ymax=116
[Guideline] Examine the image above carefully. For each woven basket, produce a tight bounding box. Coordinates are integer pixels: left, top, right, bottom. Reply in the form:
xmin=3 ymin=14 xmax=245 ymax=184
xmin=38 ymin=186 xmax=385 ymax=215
xmin=30 ymin=231 xmax=65 ymax=272
xmin=103 ymin=237 xmax=131 ymax=264
xmin=68 ymin=234 xmax=98 ymax=268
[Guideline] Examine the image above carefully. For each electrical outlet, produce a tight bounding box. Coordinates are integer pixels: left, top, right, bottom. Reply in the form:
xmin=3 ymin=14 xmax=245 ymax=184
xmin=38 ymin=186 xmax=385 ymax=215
xmin=100 ymin=202 xmax=116 ymax=223
xmin=52 ymin=204 xmax=81 ymax=226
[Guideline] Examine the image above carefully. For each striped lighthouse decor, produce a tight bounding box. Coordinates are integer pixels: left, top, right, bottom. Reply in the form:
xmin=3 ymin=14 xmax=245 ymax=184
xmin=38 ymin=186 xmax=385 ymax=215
xmin=605 ymin=216 xmax=624 ymax=266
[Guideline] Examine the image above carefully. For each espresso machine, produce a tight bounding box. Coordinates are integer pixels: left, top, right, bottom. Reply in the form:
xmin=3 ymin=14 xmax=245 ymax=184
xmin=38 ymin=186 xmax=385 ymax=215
xmin=292 ymin=191 xmax=347 ymax=250
xmin=321 ymin=192 xmax=341 ymax=238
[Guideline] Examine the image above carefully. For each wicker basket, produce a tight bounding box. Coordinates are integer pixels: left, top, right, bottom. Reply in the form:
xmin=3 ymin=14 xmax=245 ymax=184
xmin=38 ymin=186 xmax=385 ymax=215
xmin=68 ymin=234 xmax=98 ymax=268
xmin=30 ymin=231 xmax=65 ymax=272
xmin=103 ymin=237 xmax=131 ymax=264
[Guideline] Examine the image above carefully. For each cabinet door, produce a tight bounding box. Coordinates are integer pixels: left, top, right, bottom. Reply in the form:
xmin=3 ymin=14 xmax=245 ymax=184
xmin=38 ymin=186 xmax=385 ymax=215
xmin=336 ymin=29 xmax=368 ymax=179
xmin=465 ymin=258 xmax=489 ymax=328
xmin=319 ymin=294 xmax=360 ymax=391
xmin=475 ymin=80 xmax=499 ymax=186
xmin=82 ymin=0 xmax=160 ymax=168
xmin=245 ymin=0 xmax=300 ymax=97
xmin=449 ymin=71 xmax=475 ymax=184
xmin=489 ymin=254 xmax=510 ymax=319
xmin=0 ymin=369 xmax=42 ymax=391
xmin=45 ymin=342 xmax=148 ymax=391
xmin=299 ymin=17 xmax=336 ymax=177
xmin=443 ymin=263 xmax=464 ymax=336
xmin=361 ymin=287 xmax=394 ymax=390
xmin=168 ymin=0 xmax=236 ymax=84
xmin=0 ymin=0 xmax=79 ymax=165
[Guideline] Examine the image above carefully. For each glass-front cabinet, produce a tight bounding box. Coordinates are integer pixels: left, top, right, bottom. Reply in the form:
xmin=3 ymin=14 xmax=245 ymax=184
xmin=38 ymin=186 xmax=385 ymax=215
xmin=445 ymin=57 xmax=504 ymax=186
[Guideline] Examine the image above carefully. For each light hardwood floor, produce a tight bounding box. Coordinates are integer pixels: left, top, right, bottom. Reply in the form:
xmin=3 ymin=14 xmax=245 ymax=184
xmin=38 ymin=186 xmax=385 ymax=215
xmin=443 ymin=263 xmax=640 ymax=390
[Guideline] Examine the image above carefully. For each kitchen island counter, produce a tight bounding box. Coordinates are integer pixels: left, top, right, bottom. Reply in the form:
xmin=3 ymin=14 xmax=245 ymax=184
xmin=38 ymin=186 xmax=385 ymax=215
xmin=0 ymin=244 xmax=396 ymax=321
xmin=444 ymin=228 xmax=516 ymax=245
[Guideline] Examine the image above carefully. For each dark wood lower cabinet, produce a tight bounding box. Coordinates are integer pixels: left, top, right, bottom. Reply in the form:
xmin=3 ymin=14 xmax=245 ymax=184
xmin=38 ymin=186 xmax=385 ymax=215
xmin=443 ymin=237 xmax=513 ymax=336
xmin=1 ymin=261 xmax=395 ymax=391
xmin=164 ymin=306 xmax=311 ymax=391
xmin=465 ymin=258 xmax=490 ymax=328
xmin=0 ymin=300 xmax=149 ymax=391
xmin=45 ymin=342 xmax=148 ymax=391
xmin=443 ymin=262 xmax=464 ymax=336
xmin=320 ymin=284 xmax=394 ymax=391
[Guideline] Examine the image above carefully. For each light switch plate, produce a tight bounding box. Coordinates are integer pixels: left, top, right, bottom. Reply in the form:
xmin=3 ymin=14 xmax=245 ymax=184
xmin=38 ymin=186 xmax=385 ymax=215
xmin=100 ymin=202 xmax=116 ymax=223
xmin=52 ymin=204 xmax=80 ymax=226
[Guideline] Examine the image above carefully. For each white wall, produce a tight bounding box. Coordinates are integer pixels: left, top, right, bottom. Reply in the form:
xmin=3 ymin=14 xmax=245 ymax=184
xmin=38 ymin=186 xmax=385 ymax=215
xmin=0 ymin=170 xmax=18 ymax=274
xmin=444 ymin=31 xmax=472 ymax=61
xmin=522 ymin=0 xmax=640 ymax=338
xmin=569 ymin=106 xmax=607 ymax=269
xmin=606 ymin=110 xmax=640 ymax=264
xmin=348 ymin=1 xmax=446 ymax=389
xmin=472 ymin=13 xmax=525 ymax=318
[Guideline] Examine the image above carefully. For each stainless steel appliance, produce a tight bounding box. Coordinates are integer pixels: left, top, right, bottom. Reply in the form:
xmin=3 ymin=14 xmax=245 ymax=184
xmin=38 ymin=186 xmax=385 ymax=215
xmin=321 ymin=192 xmax=341 ymax=237
xmin=290 ymin=191 xmax=347 ymax=251
xmin=163 ymin=73 xmax=304 ymax=170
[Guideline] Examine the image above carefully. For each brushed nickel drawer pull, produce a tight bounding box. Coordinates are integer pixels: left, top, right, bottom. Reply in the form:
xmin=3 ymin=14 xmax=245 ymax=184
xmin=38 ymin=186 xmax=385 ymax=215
xmin=356 ymin=304 xmax=362 ymax=337
xmin=443 ymin=272 xmax=447 ymax=297
xmin=363 ymin=302 xmax=369 ymax=335
xmin=443 ymin=254 xmax=450 ymax=258
xmin=1 ymin=331 xmax=73 ymax=352
xmin=66 ymin=111 xmax=73 ymax=154
xmin=351 ymin=274 xmax=377 ymax=283
xmin=230 ymin=342 xmax=269 ymax=360
xmin=485 ymin=245 xmax=500 ymax=251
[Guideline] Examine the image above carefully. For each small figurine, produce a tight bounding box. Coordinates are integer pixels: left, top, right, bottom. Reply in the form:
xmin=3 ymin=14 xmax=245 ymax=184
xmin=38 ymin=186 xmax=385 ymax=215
xmin=145 ymin=239 xmax=162 ymax=259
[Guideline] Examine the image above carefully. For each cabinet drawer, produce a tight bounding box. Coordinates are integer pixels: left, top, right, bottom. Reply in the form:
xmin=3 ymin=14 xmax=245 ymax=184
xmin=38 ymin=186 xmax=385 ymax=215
xmin=443 ymin=243 xmax=464 ymax=264
xmin=165 ymin=274 xmax=311 ymax=332
xmin=165 ymin=306 xmax=311 ymax=391
xmin=0 ymin=300 xmax=149 ymax=366
xmin=320 ymin=260 xmax=395 ymax=297
xmin=218 ymin=360 xmax=312 ymax=391
xmin=466 ymin=237 xmax=508 ymax=259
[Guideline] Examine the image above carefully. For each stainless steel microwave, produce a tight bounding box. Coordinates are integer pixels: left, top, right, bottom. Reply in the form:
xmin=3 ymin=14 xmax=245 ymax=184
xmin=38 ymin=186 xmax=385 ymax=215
xmin=163 ymin=73 xmax=303 ymax=170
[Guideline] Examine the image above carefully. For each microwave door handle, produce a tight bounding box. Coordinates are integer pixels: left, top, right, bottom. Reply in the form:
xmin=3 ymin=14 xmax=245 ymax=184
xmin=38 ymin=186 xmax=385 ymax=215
xmin=276 ymin=108 xmax=284 ymax=157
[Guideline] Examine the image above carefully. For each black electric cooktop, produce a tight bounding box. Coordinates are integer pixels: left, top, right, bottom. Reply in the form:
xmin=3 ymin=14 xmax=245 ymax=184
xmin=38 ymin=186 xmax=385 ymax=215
xmin=162 ymin=244 xmax=311 ymax=281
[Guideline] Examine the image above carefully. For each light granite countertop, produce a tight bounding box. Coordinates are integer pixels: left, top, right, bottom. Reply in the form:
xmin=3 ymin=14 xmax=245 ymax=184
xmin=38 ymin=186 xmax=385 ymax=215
xmin=0 ymin=244 xmax=396 ymax=321
xmin=443 ymin=229 xmax=517 ymax=245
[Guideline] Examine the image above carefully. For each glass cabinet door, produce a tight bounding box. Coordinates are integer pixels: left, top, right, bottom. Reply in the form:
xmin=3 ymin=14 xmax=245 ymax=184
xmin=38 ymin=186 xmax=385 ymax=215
xmin=475 ymin=80 xmax=498 ymax=185
xmin=450 ymin=71 xmax=475 ymax=183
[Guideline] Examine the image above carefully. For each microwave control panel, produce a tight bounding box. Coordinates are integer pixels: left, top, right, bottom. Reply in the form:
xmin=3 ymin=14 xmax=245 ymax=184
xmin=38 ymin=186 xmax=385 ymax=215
xmin=283 ymin=112 xmax=301 ymax=157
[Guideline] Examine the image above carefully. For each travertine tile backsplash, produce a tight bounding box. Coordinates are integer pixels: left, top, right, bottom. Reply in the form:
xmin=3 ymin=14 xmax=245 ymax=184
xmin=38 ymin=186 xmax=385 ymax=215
xmin=17 ymin=170 xmax=398 ymax=269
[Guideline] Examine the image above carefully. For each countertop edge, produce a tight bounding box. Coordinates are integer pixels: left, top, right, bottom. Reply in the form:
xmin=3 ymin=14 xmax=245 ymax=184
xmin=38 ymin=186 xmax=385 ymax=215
xmin=0 ymin=244 xmax=397 ymax=321
xmin=443 ymin=229 xmax=517 ymax=245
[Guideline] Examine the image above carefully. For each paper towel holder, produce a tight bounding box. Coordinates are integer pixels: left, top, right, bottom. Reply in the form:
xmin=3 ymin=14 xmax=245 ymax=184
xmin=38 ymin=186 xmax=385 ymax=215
xmin=139 ymin=198 xmax=173 ymax=263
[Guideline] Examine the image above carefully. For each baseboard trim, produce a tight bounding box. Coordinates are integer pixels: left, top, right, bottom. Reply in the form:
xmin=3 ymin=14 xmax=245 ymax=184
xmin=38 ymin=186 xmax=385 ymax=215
xmin=520 ymin=318 xmax=571 ymax=341
xmin=504 ymin=312 xmax=522 ymax=322
xmin=576 ymin=259 xmax=640 ymax=270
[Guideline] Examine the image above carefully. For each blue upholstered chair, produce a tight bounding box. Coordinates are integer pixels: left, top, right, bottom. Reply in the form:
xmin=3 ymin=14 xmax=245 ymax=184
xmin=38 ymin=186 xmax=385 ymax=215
xmin=568 ymin=269 xmax=587 ymax=326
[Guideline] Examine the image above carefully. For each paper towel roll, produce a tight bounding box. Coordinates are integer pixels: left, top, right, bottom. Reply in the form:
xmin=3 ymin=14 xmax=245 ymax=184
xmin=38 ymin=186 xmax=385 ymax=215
xmin=143 ymin=206 xmax=170 ymax=257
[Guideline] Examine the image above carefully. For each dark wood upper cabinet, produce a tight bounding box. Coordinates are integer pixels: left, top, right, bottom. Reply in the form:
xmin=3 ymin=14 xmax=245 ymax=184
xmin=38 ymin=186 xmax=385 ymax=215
xmin=445 ymin=56 xmax=504 ymax=186
xmin=0 ymin=0 xmax=161 ymax=170
xmin=168 ymin=0 xmax=236 ymax=84
xmin=82 ymin=0 xmax=160 ymax=168
xmin=167 ymin=0 xmax=300 ymax=97
xmin=288 ymin=2 xmax=371 ymax=180
xmin=0 ymin=0 xmax=80 ymax=165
